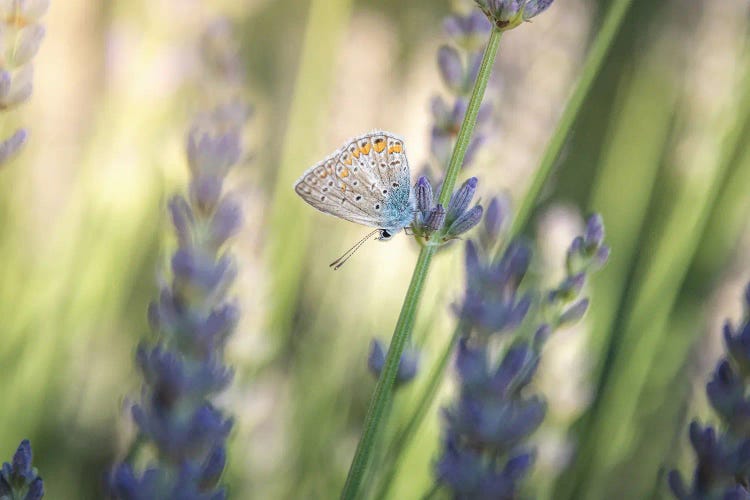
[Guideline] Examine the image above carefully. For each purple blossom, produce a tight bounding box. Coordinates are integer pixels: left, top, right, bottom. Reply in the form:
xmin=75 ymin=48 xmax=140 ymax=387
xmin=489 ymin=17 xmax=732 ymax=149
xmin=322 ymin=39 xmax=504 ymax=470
xmin=0 ymin=0 xmax=48 ymax=167
xmin=109 ymin=104 xmax=249 ymax=498
xmin=0 ymin=439 xmax=44 ymax=500
xmin=437 ymin=206 xmax=609 ymax=497
xmin=411 ymin=176 xmax=483 ymax=243
xmin=670 ymin=283 xmax=750 ymax=499
xmin=428 ymin=10 xmax=495 ymax=175
xmin=474 ymin=0 xmax=555 ymax=30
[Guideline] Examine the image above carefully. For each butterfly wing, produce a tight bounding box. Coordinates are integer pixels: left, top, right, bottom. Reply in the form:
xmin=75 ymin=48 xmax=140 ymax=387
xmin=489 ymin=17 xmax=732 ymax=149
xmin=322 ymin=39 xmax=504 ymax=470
xmin=294 ymin=131 xmax=413 ymax=230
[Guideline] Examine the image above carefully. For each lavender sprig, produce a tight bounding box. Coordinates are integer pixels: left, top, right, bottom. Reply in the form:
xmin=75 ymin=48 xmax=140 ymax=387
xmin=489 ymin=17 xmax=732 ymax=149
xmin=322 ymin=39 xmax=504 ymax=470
xmin=0 ymin=0 xmax=48 ymax=165
xmin=430 ymin=11 xmax=493 ymax=173
xmin=669 ymin=284 xmax=750 ymax=499
xmin=474 ymin=0 xmax=555 ymax=31
xmin=0 ymin=440 xmax=43 ymax=500
xmin=412 ymin=176 xmax=484 ymax=244
xmin=436 ymin=213 xmax=608 ymax=498
xmin=109 ymin=106 xmax=249 ymax=499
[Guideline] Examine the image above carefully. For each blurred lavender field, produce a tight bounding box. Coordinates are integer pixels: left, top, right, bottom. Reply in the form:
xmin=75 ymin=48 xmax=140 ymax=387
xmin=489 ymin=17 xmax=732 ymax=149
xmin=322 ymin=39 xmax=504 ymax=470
xmin=0 ymin=0 xmax=749 ymax=498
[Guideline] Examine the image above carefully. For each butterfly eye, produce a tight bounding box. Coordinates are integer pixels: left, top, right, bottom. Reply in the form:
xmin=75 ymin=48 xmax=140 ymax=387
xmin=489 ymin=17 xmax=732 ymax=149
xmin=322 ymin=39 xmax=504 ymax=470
xmin=379 ymin=229 xmax=392 ymax=240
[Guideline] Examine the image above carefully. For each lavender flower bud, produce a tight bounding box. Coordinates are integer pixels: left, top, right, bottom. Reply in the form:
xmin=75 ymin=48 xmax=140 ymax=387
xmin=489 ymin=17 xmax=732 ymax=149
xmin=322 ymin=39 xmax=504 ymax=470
xmin=523 ymin=0 xmax=555 ymax=19
xmin=446 ymin=204 xmax=483 ymax=238
xmin=474 ymin=0 xmax=555 ymax=30
xmin=11 ymin=25 xmax=45 ymax=66
xmin=437 ymin=45 xmax=464 ymax=93
xmin=444 ymin=11 xmax=492 ymax=50
xmin=0 ymin=68 xmax=33 ymax=109
xmin=367 ymin=339 xmax=420 ymax=387
xmin=482 ymin=196 xmax=508 ymax=245
xmin=169 ymin=195 xmax=194 ymax=248
xmin=190 ymin=173 xmax=224 ymax=214
xmin=0 ymin=129 xmax=27 ymax=164
xmin=0 ymin=0 xmax=50 ymax=21
xmin=199 ymin=446 xmax=227 ymax=490
xmin=558 ymin=298 xmax=589 ymax=326
xmin=0 ymin=440 xmax=44 ymax=499
xmin=446 ymin=177 xmax=478 ymax=226
xmin=566 ymin=214 xmax=609 ymax=275
xmin=425 ymin=204 xmax=446 ymax=233
xmin=186 ymin=128 xmax=241 ymax=178
xmin=209 ymin=195 xmax=244 ymax=249
xmin=584 ymin=213 xmax=605 ymax=248
xmin=415 ymin=176 xmax=433 ymax=216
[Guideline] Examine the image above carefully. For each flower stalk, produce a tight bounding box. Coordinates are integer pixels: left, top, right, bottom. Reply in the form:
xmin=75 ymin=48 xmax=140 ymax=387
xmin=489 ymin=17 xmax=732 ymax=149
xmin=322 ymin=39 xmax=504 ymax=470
xmin=509 ymin=0 xmax=636 ymax=237
xmin=340 ymin=26 xmax=503 ymax=500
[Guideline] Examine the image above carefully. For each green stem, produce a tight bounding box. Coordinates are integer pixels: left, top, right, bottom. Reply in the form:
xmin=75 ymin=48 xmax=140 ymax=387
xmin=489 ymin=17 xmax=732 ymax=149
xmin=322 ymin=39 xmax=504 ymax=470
xmin=341 ymin=245 xmax=436 ymax=499
xmin=438 ymin=28 xmax=502 ymax=205
xmin=374 ymin=323 xmax=465 ymax=500
xmin=339 ymin=27 xmax=503 ymax=500
xmin=509 ymin=0 xmax=635 ymax=238
xmin=421 ymin=482 xmax=442 ymax=500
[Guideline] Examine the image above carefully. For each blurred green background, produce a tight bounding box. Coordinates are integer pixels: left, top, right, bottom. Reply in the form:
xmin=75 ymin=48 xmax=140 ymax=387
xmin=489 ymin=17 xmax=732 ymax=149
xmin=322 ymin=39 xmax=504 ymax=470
xmin=1 ymin=0 xmax=749 ymax=498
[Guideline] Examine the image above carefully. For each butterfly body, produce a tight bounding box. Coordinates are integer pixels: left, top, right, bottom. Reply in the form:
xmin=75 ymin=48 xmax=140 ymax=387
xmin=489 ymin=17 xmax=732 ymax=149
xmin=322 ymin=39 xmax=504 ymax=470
xmin=293 ymin=131 xmax=415 ymax=235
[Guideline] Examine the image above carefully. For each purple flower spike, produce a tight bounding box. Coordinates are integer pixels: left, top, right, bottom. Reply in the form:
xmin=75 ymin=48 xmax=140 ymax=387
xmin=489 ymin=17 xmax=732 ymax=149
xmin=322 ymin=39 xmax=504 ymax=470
xmin=438 ymin=198 xmax=609 ymax=499
xmin=670 ymin=283 xmax=750 ymax=498
xmin=438 ymin=45 xmax=465 ymax=93
xmin=111 ymin=21 xmax=251 ymax=495
xmin=0 ymin=440 xmax=44 ymax=499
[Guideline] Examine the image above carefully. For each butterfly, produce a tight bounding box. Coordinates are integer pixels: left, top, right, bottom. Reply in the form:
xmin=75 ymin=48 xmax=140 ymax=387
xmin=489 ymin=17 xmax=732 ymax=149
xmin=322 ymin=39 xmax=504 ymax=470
xmin=294 ymin=131 xmax=415 ymax=269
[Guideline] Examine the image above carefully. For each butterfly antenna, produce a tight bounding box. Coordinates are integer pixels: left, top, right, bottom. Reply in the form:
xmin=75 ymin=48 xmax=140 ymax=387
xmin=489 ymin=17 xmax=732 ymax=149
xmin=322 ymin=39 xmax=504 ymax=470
xmin=330 ymin=229 xmax=381 ymax=270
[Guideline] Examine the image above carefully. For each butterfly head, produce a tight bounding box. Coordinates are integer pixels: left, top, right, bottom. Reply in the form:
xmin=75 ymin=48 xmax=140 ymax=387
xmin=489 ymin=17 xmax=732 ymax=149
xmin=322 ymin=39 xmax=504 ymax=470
xmin=377 ymin=229 xmax=394 ymax=241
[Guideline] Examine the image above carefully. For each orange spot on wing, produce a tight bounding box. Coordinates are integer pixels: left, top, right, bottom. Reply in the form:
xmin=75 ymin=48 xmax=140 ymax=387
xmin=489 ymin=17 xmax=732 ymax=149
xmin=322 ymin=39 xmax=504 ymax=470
xmin=360 ymin=143 xmax=372 ymax=155
xmin=340 ymin=168 xmax=350 ymax=178
xmin=374 ymin=139 xmax=386 ymax=153
xmin=388 ymin=144 xmax=403 ymax=154
xmin=343 ymin=156 xmax=353 ymax=165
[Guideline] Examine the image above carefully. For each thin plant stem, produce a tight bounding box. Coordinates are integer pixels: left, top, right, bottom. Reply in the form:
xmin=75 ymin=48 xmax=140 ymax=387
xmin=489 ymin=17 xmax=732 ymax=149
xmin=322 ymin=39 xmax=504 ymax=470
xmin=508 ymin=0 xmax=635 ymax=238
xmin=374 ymin=322 xmax=466 ymax=500
xmin=339 ymin=27 xmax=503 ymax=500
xmin=421 ymin=482 xmax=442 ymax=500
xmin=341 ymin=245 xmax=436 ymax=499
xmin=438 ymin=29 xmax=502 ymax=205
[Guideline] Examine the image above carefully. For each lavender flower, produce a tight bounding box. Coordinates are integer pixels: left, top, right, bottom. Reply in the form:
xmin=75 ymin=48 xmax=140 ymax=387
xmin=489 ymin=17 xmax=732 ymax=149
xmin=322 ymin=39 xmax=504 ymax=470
xmin=430 ymin=11 xmax=494 ymax=172
xmin=436 ymin=208 xmax=608 ymax=498
xmin=544 ymin=215 xmax=610 ymax=328
xmin=0 ymin=0 xmax=48 ymax=165
xmin=412 ymin=176 xmax=483 ymax=243
xmin=669 ymin=283 xmax=750 ymax=499
xmin=368 ymin=339 xmax=420 ymax=388
xmin=0 ymin=440 xmax=43 ymax=500
xmin=109 ymin=106 xmax=248 ymax=499
xmin=474 ymin=0 xmax=555 ymax=31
